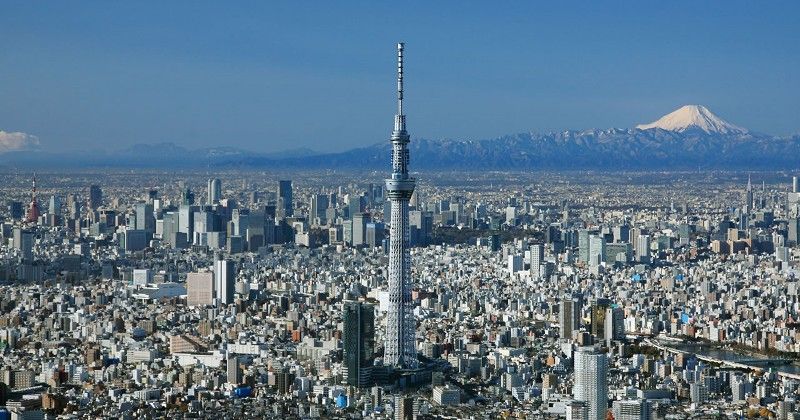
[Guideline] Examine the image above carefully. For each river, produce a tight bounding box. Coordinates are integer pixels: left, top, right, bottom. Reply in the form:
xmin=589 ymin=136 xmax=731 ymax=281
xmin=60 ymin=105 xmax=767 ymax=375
xmin=667 ymin=343 xmax=800 ymax=376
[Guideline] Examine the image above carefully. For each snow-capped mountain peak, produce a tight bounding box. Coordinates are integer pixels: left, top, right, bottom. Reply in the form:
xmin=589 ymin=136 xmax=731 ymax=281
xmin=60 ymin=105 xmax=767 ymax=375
xmin=636 ymin=105 xmax=748 ymax=134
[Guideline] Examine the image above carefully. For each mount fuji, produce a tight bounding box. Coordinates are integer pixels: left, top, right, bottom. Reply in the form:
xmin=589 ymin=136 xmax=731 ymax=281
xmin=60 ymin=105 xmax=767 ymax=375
xmin=636 ymin=105 xmax=748 ymax=135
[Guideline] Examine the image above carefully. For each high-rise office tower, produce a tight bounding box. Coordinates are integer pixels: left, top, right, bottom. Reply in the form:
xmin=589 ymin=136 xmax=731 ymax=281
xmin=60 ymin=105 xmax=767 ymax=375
xmin=89 ymin=184 xmax=102 ymax=209
xmin=310 ymin=194 xmax=329 ymax=225
xmin=352 ymin=213 xmax=370 ymax=247
xmin=590 ymin=299 xmax=612 ymax=341
xmin=588 ymin=234 xmax=605 ymax=267
xmin=13 ymin=228 xmax=34 ymax=262
xmin=366 ymin=222 xmax=385 ymax=248
xmin=347 ymin=195 xmax=363 ymax=219
xmin=530 ymin=242 xmax=544 ymax=279
xmin=409 ymin=210 xmax=433 ymax=247
xmin=65 ymin=194 xmax=78 ymax=219
xmin=214 ymin=257 xmax=236 ymax=305
xmin=573 ymin=347 xmax=608 ymax=420
xmin=578 ymin=229 xmax=590 ymax=263
xmin=135 ymin=203 xmax=155 ymax=234
xmin=604 ymin=306 xmax=624 ymax=346
xmin=48 ymin=195 xmax=60 ymax=216
xmin=636 ymin=234 xmax=651 ymax=264
xmin=207 ymin=178 xmax=222 ymax=205
xmin=384 ymin=42 xmax=417 ymax=369
xmin=789 ymin=218 xmax=800 ymax=245
xmin=278 ymin=180 xmax=293 ymax=218
xmin=182 ymin=187 xmax=195 ymax=205
xmin=227 ymin=355 xmax=241 ymax=385
xmin=343 ymin=301 xmax=375 ymax=388
xmin=560 ymin=296 xmax=581 ymax=340
xmin=178 ymin=204 xmax=196 ymax=241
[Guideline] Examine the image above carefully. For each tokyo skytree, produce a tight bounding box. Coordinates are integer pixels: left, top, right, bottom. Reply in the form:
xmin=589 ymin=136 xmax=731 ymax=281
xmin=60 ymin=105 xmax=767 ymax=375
xmin=383 ymin=42 xmax=417 ymax=369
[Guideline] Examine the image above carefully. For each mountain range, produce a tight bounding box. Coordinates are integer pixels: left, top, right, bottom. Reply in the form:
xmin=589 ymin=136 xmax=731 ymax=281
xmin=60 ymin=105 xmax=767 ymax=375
xmin=2 ymin=105 xmax=798 ymax=170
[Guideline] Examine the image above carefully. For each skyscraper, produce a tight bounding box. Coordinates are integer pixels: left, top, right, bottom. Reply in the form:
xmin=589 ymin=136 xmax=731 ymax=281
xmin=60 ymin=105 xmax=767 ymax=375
xmin=343 ymin=301 xmax=375 ymax=388
xmin=530 ymin=242 xmax=544 ymax=279
xmin=588 ymin=234 xmax=605 ymax=268
xmin=278 ymin=180 xmax=293 ymax=218
xmin=208 ymin=178 xmax=222 ymax=205
xmin=578 ymin=229 xmax=590 ymax=263
xmin=604 ymin=306 xmax=624 ymax=346
xmin=214 ymin=257 xmax=236 ymax=305
xmin=48 ymin=195 xmax=60 ymax=216
xmin=352 ymin=213 xmax=370 ymax=247
xmin=227 ymin=355 xmax=241 ymax=385
xmin=573 ymin=347 xmax=608 ymax=420
xmin=310 ymin=193 xmax=329 ymax=225
xmin=135 ymin=203 xmax=155 ymax=234
xmin=560 ymin=296 xmax=581 ymax=340
xmin=178 ymin=204 xmax=196 ymax=241
xmin=8 ymin=201 xmax=23 ymax=220
xmin=89 ymin=184 xmax=102 ymax=209
xmin=182 ymin=186 xmax=195 ymax=205
xmin=635 ymin=234 xmax=651 ymax=264
xmin=384 ymin=42 xmax=417 ymax=369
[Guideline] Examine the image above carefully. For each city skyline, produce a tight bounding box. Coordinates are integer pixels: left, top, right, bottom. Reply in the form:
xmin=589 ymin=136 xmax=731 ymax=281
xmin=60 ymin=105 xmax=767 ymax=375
xmin=1 ymin=2 xmax=798 ymax=156
xmin=2 ymin=4 xmax=800 ymax=419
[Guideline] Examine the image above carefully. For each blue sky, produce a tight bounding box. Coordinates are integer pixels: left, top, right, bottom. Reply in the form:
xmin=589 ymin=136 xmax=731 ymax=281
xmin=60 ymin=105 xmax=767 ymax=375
xmin=0 ymin=2 xmax=798 ymax=153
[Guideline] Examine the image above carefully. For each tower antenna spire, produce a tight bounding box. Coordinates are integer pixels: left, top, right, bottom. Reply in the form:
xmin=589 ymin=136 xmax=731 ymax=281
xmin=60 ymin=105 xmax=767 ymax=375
xmin=393 ymin=43 xmax=406 ymax=134
xmin=397 ymin=42 xmax=404 ymax=116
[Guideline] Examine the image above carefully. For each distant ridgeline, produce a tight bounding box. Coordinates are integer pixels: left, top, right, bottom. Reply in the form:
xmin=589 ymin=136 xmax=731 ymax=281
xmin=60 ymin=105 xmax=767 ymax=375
xmin=2 ymin=105 xmax=798 ymax=170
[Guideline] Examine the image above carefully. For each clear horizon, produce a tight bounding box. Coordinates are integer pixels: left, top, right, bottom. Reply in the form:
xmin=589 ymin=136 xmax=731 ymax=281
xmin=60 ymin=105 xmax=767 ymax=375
xmin=1 ymin=2 xmax=798 ymax=155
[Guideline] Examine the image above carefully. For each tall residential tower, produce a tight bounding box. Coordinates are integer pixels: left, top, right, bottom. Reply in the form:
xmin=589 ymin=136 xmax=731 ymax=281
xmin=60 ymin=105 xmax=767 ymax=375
xmin=383 ymin=42 xmax=417 ymax=369
xmin=573 ymin=347 xmax=608 ymax=420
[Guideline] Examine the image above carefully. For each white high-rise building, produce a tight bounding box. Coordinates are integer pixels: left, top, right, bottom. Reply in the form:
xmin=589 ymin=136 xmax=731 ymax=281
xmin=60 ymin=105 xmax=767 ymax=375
xmin=530 ymin=243 xmax=544 ymax=279
xmin=383 ymin=42 xmax=418 ymax=369
xmin=588 ymin=235 xmax=605 ymax=267
xmin=214 ymin=257 xmax=235 ymax=305
xmin=573 ymin=347 xmax=608 ymax=420
xmin=207 ymin=178 xmax=222 ymax=205
xmin=636 ymin=234 xmax=651 ymax=264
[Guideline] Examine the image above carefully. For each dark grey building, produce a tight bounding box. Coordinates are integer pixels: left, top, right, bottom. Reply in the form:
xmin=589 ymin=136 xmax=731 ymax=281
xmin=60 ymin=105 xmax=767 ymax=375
xmin=343 ymin=301 xmax=374 ymax=388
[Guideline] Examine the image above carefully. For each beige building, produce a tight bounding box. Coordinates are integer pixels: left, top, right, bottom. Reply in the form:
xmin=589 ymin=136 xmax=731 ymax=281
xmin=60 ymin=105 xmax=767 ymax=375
xmin=186 ymin=272 xmax=214 ymax=307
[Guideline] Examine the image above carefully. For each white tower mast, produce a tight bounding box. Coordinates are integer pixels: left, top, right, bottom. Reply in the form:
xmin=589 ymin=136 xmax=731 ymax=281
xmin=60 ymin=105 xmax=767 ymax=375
xmin=384 ymin=42 xmax=417 ymax=369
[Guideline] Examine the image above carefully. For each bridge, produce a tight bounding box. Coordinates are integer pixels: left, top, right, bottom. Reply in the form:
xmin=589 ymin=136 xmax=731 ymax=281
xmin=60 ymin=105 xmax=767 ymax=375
xmin=643 ymin=338 xmax=800 ymax=381
xmin=735 ymin=357 xmax=793 ymax=366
